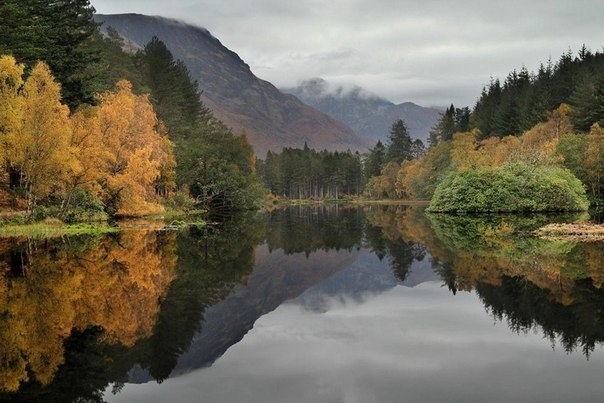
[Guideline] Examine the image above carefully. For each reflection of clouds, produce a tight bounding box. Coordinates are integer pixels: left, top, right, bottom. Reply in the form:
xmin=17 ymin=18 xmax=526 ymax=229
xmin=106 ymin=282 xmax=604 ymax=403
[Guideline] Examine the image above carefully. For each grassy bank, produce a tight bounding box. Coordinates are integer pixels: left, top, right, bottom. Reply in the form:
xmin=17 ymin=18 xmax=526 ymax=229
xmin=0 ymin=220 xmax=118 ymax=238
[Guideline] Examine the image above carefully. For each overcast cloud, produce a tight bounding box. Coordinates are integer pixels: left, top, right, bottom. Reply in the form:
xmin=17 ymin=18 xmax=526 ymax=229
xmin=92 ymin=0 xmax=604 ymax=107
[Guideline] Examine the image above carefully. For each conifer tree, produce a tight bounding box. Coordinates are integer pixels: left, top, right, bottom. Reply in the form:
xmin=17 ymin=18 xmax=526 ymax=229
xmin=365 ymin=140 xmax=386 ymax=179
xmin=0 ymin=0 xmax=101 ymax=109
xmin=385 ymin=119 xmax=412 ymax=164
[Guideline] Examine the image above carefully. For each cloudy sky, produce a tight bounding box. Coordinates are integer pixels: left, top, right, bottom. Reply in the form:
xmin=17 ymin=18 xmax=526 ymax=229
xmin=92 ymin=0 xmax=604 ymax=107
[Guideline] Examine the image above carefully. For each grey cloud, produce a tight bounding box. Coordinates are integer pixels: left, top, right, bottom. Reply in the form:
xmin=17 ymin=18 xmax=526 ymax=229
xmin=93 ymin=0 xmax=604 ymax=107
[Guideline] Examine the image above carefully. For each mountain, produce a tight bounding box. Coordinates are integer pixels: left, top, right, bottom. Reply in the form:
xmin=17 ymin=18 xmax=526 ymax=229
xmin=283 ymin=78 xmax=442 ymax=144
xmin=93 ymin=14 xmax=372 ymax=157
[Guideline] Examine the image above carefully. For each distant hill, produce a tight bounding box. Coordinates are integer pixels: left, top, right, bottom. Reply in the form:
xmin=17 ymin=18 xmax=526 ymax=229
xmin=94 ymin=14 xmax=372 ymax=157
xmin=283 ymin=78 xmax=442 ymax=144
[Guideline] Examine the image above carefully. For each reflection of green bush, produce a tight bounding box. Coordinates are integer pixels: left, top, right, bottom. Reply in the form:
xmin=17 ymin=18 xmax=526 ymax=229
xmin=426 ymin=212 xmax=579 ymax=262
xmin=428 ymin=162 xmax=589 ymax=213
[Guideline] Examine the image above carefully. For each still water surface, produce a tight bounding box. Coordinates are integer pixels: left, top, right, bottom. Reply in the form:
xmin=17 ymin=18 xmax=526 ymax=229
xmin=1 ymin=206 xmax=604 ymax=402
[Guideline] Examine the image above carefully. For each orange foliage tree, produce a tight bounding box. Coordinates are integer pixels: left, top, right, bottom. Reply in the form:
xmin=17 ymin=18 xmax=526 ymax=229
xmin=0 ymin=55 xmax=176 ymax=218
xmin=77 ymin=80 xmax=174 ymax=216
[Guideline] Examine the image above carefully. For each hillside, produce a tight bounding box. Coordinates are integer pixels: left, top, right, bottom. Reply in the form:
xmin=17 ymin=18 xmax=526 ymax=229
xmin=94 ymin=14 xmax=372 ymax=157
xmin=283 ymin=78 xmax=441 ymax=144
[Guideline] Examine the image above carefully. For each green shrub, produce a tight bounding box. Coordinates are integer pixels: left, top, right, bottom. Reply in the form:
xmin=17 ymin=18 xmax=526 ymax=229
xmin=428 ymin=162 xmax=589 ymax=213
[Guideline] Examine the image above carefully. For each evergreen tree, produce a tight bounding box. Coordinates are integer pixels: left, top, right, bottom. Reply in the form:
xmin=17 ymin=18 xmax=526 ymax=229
xmin=429 ymin=105 xmax=455 ymax=146
xmin=470 ymin=47 xmax=604 ymax=138
xmin=0 ymin=0 xmax=101 ymax=109
xmin=364 ymin=140 xmax=386 ymax=179
xmin=385 ymin=119 xmax=412 ymax=164
xmin=137 ymin=37 xmax=264 ymax=210
xmin=138 ymin=36 xmax=209 ymax=138
xmin=411 ymin=139 xmax=426 ymax=159
xmin=454 ymin=107 xmax=471 ymax=132
xmin=91 ymin=26 xmax=145 ymax=93
xmin=471 ymin=78 xmax=502 ymax=139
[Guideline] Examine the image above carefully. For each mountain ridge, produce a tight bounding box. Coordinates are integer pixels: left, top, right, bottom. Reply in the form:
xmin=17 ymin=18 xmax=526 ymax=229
xmin=282 ymin=78 xmax=442 ymax=144
xmin=94 ymin=14 xmax=372 ymax=157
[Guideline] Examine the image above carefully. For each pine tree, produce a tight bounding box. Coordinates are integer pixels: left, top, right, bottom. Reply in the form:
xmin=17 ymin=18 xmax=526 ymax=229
xmin=385 ymin=119 xmax=412 ymax=164
xmin=0 ymin=0 xmax=101 ymax=109
xmin=364 ymin=140 xmax=386 ymax=179
xmin=429 ymin=105 xmax=455 ymax=146
xmin=138 ymin=36 xmax=209 ymax=138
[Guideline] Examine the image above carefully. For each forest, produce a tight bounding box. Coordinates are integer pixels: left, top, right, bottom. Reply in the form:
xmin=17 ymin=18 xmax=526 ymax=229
xmin=363 ymin=47 xmax=604 ymax=212
xmin=2 ymin=1 xmax=604 ymax=219
xmin=257 ymin=46 xmax=604 ymax=212
xmin=0 ymin=0 xmax=265 ymax=221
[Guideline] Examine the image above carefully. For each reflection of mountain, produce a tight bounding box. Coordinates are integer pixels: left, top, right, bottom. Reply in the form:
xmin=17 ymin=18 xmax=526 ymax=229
xmin=172 ymin=244 xmax=363 ymax=373
xmin=296 ymin=253 xmax=439 ymax=312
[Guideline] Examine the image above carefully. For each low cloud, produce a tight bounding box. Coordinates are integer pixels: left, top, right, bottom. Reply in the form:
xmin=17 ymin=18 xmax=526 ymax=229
xmin=94 ymin=0 xmax=604 ymax=107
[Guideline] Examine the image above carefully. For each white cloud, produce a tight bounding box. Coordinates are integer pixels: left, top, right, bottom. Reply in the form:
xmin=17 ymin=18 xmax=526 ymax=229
xmin=92 ymin=0 xmax=604 ymax=106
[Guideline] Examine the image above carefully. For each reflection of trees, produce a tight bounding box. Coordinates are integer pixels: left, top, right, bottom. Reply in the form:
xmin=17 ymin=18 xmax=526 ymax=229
xmin=0 ymin=231 xmax=176 ymax=394
xmin=265 ymin=205 xmax=364 ymax=255
xmin=363 ymin=205 xmax=426 ymax=281
xmin=477 ymin=276 xmax=604 ymax=357
xmin=0 ymin=213 xmax=264 ymax=400
xmin=266 ymin=205 xmax=427 ymax=282
xmin=137 ymin=212 xmax=264 ymax=382
xmin=425 ymin=212 xmax=604 ymax=357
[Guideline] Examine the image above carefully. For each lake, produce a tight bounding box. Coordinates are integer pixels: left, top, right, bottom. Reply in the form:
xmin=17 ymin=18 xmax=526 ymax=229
xmin=1 ymin=205 xmax=604 ymax=402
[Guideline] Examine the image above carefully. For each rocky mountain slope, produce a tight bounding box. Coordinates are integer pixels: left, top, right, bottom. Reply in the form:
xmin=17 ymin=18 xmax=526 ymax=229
xmin=94 ymin=14 xmax=372 ymax=157
xmin=283 ymin=78 xmax=442 ymax=144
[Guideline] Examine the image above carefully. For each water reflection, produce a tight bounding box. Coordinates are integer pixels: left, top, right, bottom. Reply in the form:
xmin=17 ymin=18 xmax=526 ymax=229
xmin=1 ymin=206 xmax=604 ymax=402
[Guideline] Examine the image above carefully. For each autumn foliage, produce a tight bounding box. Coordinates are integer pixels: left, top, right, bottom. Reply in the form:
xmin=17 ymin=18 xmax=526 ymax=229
xmin=0 ymin=55 xmax=175 ymax=218
xmin=382 ymin=105 xmax=591 ymax=212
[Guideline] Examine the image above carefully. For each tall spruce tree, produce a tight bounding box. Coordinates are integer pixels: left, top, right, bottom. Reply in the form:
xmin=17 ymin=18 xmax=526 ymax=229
xmin=385 ymin=119 xmax=413 ymax=164
xmin=0 ymin=0 xmax=101 ymax=109
xmin=138 ymin=36 xmax=209 ymax=138
xmin=365 ymin=140 xmax=386 ymax=179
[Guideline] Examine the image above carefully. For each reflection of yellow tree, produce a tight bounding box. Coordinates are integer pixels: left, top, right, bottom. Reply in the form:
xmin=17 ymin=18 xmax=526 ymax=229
xmin=584 ymin=243 xmax=604 ymax=289
xmin=365 ymin=207 xmax=597 ymax=305
xmin=74 ymin=231 xmax=177 ymax=346
xmin=0 ymin=231 xmax=176 ymax=392
xmin=426 ymin=215 xmax=590 ymax=304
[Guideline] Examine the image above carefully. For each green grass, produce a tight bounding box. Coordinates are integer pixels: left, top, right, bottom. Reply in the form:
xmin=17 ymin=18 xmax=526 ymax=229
xmin=0 ymin=221 xmax=118 ymax=238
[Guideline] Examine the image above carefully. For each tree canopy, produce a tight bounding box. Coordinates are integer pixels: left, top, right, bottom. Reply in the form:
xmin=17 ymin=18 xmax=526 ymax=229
xmin=0 ymin=0 xmax=101 ymax=109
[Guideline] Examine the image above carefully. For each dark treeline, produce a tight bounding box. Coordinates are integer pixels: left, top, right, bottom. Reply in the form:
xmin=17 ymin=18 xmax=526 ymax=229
xmin=257 ymin=145 xmax=363 ymax=199
xmin=258 ymin=118 xmax=428 ymax=201
xmin=477 ymin=277 xmax=604 ymax=357
xmin=472 ymin=46 xmax=604 ymax=138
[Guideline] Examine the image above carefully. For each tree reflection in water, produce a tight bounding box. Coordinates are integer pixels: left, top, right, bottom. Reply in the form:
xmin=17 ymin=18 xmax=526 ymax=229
xmin=1 ymin=206 xmax=604 ymax=401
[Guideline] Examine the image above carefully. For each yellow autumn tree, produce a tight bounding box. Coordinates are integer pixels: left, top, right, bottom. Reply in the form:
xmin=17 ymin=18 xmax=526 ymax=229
xmin=0 ymin=56 xmax=24 ymax=173
xmin=70 ymin=80 xmax=175 ymax=216
xmin=94 ymin=80 xmax=173 ymax=215
xmin=584 ymin=123 xmax=604 ymax=199
xmin=11 ymin=62 xmax=73 ymax=214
